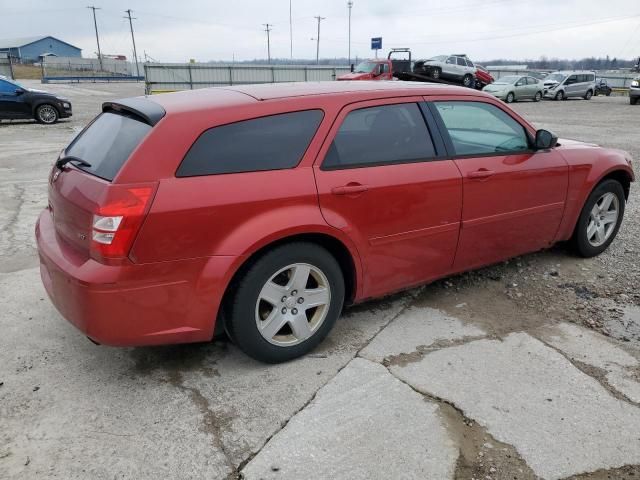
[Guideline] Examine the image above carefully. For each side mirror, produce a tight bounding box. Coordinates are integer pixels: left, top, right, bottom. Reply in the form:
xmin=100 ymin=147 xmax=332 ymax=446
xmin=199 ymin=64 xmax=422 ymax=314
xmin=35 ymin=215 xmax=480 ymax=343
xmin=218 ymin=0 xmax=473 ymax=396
xmin=535 ymin=129 xmax=558 ymax=150
xmin=15 ymin=88 xmax=25 ymax=95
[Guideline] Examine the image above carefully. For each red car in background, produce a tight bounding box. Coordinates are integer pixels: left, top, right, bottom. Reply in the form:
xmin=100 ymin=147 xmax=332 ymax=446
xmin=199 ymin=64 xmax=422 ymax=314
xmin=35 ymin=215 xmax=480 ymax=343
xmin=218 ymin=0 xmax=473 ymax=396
xmin=475 ymin=65 xmax=494 ymax=89
xmin=36 ymin=82 xmax=634 ymax=363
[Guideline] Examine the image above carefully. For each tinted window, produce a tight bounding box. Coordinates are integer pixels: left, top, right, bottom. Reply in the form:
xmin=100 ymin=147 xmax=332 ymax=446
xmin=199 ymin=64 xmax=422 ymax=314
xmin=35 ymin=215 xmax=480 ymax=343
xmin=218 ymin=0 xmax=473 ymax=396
xmin=0 ymin=79 xmax=16 ymax=94
xmin=177 ymin=110 xmax=323 ymax=177
xmin=66 ymin=112 xmax=151 ymax=181
xmin=447 ymin=57 xmax=456 ymax=64
xmin=322 ymin=103 xmax=436 ymax=169
xmin=586 ymin=74 xmax=594 ymax=82
xmin=466 ymin=59 xmax=475 ymax=68
xmin=434 ymin=102 xmax=529 ymax=156
xmin=456 ymin=57 xmax=467 ymax=66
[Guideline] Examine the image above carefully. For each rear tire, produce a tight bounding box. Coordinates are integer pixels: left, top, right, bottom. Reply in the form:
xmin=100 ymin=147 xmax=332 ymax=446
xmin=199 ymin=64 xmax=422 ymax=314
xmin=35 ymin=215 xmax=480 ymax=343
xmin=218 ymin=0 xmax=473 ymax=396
xmin=584 ymin=90 xmax=593 ymax=100
xmin=462 ymin=74 xmax=474 ymax=88
xmin=35 ymin=104 xmax=59 ymax=124
xmin=226 ymin=242 xmax=345 ymax=363
xmin=571 ymin=179 xmax=625 ymax=258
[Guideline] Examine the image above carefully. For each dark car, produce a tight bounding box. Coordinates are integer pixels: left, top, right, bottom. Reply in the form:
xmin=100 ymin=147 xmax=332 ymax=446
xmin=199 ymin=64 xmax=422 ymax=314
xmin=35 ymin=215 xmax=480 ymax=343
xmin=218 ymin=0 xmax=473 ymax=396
xmin=595 ymin=79 xmax=612 ymax=96
xmin=631 ymin=76 xmax=640 ymax=105
xmin=0 ymin=77 xmax=72 ymax=124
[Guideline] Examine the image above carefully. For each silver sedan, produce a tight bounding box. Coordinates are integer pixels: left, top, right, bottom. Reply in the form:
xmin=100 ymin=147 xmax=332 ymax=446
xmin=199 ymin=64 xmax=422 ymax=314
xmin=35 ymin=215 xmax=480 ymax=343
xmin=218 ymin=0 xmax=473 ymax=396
xmin=483 ymin=75 xmax=544 ymax=103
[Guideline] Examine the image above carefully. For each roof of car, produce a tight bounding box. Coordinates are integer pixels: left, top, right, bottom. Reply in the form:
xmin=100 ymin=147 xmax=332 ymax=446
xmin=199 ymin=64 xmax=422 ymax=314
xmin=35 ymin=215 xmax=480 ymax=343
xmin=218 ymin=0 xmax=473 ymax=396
xmin=147 ymin=81 xmax=475 ymax=114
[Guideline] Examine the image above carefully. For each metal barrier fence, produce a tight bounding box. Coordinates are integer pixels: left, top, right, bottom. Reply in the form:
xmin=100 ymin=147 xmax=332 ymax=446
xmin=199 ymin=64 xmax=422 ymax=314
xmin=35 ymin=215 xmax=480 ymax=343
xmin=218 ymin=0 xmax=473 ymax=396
xmin=0 ymin=53 xmax=13 ymax=79
xmin=42 ymin=57 xmax=142 ymax=83
xmin=144 ymin=63 xmax=352 ymax=93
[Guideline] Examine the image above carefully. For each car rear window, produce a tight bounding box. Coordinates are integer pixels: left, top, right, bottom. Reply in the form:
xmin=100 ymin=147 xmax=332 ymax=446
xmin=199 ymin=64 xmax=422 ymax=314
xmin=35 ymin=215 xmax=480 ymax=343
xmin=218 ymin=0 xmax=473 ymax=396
xmin=176 ymin=110 xmax=323 ymax=177
xmin=66 ymin=112 xmax=151 ymax=181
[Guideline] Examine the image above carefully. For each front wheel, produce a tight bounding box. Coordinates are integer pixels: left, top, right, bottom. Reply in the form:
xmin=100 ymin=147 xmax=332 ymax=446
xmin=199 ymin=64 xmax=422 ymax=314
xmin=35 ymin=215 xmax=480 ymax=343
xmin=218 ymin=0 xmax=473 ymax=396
xmin=534 ymin=91 xmax=542 ymax=102
xmin=430 ymin=67 xmax=441 ymax=80
xmin=572 ymin=179 xmax=625 ymax=257
xmin=555 ymin=91 xmax=564 ymax=101
xmin=36 ymin=104 xmax=59 ymax=124
xmin=505 ymin=92 xmax=515 ymax=103
xmin=631 ymin=96 xmax=639 ymax=105
xmin=226 ymin=242 xmax=345 ymax=363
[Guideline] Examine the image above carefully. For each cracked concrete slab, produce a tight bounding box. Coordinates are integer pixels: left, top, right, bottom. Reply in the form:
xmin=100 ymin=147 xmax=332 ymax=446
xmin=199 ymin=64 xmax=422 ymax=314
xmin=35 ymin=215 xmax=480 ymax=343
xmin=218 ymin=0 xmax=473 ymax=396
xmin=0 ymin=267 xmax=415 ymax=479
xmin=241 ymin=357 xmax=458 ymax=480
xmin=390 ymin=332 xmax=640 ymax=480
xmin=540 ymin=322 xmax=640 ymax=404
xmin=359 ymin=306 xmax=486 ymax=364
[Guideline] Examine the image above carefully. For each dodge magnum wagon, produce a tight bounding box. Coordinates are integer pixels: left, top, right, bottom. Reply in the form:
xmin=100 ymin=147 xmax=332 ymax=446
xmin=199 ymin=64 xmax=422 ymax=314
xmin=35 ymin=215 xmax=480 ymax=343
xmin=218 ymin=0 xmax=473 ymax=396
xmin=36 ymin=81 xmax=635 ymax=363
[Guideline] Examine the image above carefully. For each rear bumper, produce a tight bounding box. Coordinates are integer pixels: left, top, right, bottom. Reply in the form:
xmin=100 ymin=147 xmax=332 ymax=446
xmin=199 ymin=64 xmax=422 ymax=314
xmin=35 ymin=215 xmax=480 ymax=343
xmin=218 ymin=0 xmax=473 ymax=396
xmin=35 ymin=209 xmax=238 ymax=346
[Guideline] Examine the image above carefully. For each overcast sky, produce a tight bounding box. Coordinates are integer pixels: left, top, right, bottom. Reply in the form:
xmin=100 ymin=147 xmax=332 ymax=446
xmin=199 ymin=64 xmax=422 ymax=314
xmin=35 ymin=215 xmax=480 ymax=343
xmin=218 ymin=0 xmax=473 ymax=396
xmin=2 ymin=0 xmax=639 ymax=62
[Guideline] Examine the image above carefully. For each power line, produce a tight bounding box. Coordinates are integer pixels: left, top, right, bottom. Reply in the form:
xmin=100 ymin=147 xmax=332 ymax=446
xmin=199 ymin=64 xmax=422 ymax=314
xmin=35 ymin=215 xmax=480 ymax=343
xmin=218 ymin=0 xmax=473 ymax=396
xmin=87 ymin=6 xmax=103 ymax=71
xmin=124 ymin=9 xmax=141 ymax=78
xmin=314 ymin=15 xmax=325 ymax=65
xmin=263 ymin=23 xmax=273 ymax=64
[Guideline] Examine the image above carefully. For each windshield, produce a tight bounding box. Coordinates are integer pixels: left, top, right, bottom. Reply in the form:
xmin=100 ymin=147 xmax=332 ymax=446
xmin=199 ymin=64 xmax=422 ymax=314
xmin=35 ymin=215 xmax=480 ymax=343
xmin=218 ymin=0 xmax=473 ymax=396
xmin=427 ymin=55 xmax=447 ymax=62
xmin=546 ymin=73 xmax=566 ymax=83
xmin=495 ymin=76 xmax=520 ymax=84
xmin=354 ymin=61 xmax=377 ymax=73
xmin=2 ymin=77 xmax=26 ymax=89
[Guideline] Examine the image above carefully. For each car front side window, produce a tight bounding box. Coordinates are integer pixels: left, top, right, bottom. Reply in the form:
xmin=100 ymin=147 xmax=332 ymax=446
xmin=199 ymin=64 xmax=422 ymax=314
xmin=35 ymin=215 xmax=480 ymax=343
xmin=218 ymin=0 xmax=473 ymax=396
xmin=0 ymin=80 xmax=17 ymax=94
xmin=433 ymin=101 xmax=530 ymax=156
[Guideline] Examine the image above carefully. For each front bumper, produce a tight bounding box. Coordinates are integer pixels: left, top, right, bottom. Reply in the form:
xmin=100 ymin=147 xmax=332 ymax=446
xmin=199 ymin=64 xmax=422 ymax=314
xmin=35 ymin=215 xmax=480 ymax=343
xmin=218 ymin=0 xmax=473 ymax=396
xmin=57 ymin=101 xmax=72 ymax=118
xmin=36 ymin=209 xmax=237 ymax=346
xmin=630 ymin=87 xmax=640 ymax=99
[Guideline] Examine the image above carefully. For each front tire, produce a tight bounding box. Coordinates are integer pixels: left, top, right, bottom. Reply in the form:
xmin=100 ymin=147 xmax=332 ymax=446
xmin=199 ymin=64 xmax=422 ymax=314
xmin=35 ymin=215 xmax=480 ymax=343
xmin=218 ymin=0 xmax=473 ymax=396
xmin=631 ymin=96 xmax=639 ymax=105
xmin=226 ymin=242 xmax=345 ymax=363
xmin=584 ymin=90 xmax=593 ymax=100
xmin=431 ymin=67 xmax=442 ymax=80
xmin=505 ymin=92 xmax=515 ymax=104
xmin=534 ymin=91 xmax=542 ymax=102
xmin=572 ymin=179 xmax=625 ymax=258
xmin=555 ymin=90 xmax=564 ymax=101
xmin=35 ymin=104 xmax=59 ymax=124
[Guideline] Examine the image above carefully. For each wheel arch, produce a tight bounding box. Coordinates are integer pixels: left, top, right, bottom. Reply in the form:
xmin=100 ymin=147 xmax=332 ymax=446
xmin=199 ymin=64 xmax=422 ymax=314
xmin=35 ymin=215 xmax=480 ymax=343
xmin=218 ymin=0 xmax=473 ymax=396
xmin=215 ymin=231 xmax=362 ymax=337
xmin=31 ymin=100 xmax=60 ymax=117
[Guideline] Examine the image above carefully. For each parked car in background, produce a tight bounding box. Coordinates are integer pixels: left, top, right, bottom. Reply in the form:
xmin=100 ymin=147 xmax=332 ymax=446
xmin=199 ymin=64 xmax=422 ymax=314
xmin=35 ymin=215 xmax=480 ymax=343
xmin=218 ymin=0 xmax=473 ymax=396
xmin=337 ymin=60 xmax=393 ymax=81
xmin=0 ymin=77 xmax=72 ymax=124
xmin=527 ymin=71 xmax=548 ymax=80
xmin=631 ymin=76 xmax=640 ymax=105
xmin=595 ymin=79 xmax=612 ymax=96
xmin=482 ymin=75 xmax=543 ymax=103
xmin=412 ymin=54 xmax=476 ymax=87
xmin=475 ymin=65 xmax=494 ymax=89
xmin=36 ymin=82 xmax=634 ymax=363
xmin=543 ymin=71 xmax=596 ymax=101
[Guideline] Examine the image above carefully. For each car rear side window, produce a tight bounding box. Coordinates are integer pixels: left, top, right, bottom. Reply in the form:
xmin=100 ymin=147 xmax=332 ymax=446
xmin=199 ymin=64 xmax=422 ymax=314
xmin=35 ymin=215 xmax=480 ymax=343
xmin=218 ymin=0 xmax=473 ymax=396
xmin=66 ymin=112 xmax=151 ymax=181
xmin=434 ymin=101 xmax=529 ymax=156
xmin=322 ymin=103 xmax=436 ymax=170
xmin=177 ymin=110 xmax=323 ymax=177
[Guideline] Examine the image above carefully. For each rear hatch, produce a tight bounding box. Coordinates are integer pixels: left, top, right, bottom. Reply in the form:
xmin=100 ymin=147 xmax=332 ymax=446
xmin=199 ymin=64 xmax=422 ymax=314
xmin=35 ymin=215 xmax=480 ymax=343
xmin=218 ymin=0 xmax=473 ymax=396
xmin=48 ymin=99 xmax=163 ymax=262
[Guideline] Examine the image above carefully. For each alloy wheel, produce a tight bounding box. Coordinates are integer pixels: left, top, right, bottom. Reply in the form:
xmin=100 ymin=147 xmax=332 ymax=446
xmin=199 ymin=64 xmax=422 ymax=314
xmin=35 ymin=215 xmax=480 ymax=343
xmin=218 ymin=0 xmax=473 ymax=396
xmin=38 ymin=105 xmax=57 ymax=124
xmin=586 ymin=192 xmax=619 ymax=247
xmin=255 ymin=263 xmax=331 ymax=347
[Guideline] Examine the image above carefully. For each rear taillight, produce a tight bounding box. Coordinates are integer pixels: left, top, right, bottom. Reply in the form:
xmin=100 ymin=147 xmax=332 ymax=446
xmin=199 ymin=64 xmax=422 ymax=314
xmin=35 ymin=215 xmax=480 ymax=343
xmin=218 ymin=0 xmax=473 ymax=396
xmin=90 ymin=184 xmax=156 ymax=262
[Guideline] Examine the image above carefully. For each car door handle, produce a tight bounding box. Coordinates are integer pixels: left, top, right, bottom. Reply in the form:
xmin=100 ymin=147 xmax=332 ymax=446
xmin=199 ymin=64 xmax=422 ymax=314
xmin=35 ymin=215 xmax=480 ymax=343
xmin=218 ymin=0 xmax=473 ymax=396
xmin=468 ymin=169 xmax=495 ymax=179
xmin=331 ymin=183 xmax=369 ymax=195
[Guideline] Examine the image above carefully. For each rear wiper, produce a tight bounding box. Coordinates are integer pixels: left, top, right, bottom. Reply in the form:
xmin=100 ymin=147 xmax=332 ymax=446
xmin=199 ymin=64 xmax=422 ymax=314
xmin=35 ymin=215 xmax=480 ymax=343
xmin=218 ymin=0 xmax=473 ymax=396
xmin=56 ymin=155 xmax=92 ymax=169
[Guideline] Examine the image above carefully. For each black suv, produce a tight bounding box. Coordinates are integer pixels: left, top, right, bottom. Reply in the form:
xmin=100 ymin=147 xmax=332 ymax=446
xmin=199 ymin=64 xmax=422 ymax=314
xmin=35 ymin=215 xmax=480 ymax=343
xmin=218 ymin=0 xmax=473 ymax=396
xmin=0 ymin=76 xmax=72 ymax=124
xmin=594 ymin=79 xmax=612 ymax=96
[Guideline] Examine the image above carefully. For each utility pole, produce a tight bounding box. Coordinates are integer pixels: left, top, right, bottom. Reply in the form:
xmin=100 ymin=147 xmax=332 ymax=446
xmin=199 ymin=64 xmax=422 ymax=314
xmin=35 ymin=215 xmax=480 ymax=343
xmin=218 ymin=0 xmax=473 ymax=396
xmin=314 ymin=15 xmax=325 ymax=65
xmin=347 ymin=1 xmax=353 ymax=66
xmin=124 ymin=9 xmax=140 ymax=79
xmin=87 ymin=6 xmax=103 ymax=71
xmin=289 ymin=0 xmax=293 ymax=60
xmin=263 ymin=23 xmax=273 ymax=64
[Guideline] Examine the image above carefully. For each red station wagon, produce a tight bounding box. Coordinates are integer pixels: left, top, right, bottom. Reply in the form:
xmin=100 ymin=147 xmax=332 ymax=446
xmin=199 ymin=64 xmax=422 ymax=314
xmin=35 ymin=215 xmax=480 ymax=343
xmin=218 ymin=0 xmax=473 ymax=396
xmin=36 ymin=82 xmax=635 ymax=363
